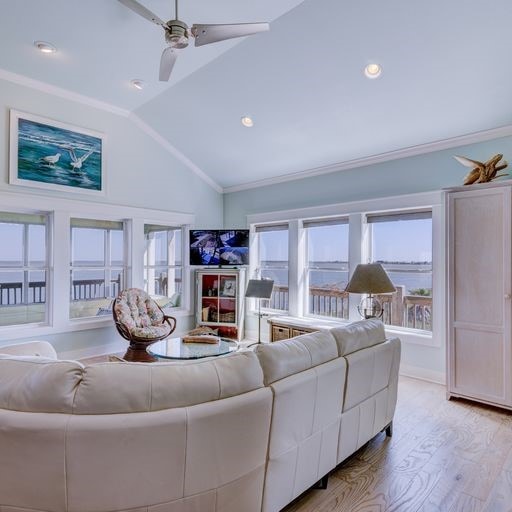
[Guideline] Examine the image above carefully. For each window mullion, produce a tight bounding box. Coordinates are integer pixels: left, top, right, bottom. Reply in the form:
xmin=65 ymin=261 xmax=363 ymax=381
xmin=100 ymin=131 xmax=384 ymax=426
xmin=348 ymin=213 xmax=364 ymax=321
xmin=22 ymin=224 xmax=29 ymax=304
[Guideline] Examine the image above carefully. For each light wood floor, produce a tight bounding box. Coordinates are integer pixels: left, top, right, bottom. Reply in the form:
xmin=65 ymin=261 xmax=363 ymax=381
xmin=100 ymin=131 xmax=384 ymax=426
xmin=284 ymin=376 xmax=512 ymax=512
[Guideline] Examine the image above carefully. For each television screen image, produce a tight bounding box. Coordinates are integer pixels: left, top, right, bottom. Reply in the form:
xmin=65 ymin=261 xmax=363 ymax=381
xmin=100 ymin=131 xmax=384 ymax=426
xmin=190 ymin=229 xmax=249 ymax=266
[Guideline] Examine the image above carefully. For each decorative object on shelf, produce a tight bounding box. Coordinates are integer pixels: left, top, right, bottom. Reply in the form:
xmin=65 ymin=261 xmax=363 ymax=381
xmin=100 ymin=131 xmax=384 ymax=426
xmin=453 ymin=153 xmax=508 ymax=185
xmin=9 ymin=110 xmax=105 ymax=195
xmin=345 ymin=264 xmax=395 ymax=319
xmin=245 ymin=279 xmax=274 ymax=344
xmin=221 ymin=277 xmax=236 ymax=297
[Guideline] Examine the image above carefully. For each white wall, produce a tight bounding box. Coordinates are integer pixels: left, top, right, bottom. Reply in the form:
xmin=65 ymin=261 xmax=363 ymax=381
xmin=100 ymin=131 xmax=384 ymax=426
xmin=0 ymin=77 xmax=223 ymax=356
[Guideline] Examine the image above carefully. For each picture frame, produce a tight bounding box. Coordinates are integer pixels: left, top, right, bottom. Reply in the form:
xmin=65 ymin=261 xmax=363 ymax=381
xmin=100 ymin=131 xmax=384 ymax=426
xmin=9 ymin=110 xmax=106 ymax=195
xmin=221 ymin=277 xmax=236 ymax=297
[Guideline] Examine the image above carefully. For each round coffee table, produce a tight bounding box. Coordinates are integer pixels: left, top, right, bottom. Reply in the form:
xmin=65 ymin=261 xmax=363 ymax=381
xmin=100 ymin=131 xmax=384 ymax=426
xmin=147 ymin=337 xmax=238 ymax=360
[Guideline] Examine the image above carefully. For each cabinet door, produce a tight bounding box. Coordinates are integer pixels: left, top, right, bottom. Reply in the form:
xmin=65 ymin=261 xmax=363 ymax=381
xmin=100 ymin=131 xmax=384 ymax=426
xmin=448 ymin=186 xmax=512 ymax=406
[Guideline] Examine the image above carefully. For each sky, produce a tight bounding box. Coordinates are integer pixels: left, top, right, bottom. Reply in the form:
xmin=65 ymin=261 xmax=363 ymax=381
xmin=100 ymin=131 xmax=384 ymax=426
xmin=260 ymin=219 xmax=432 ymax=262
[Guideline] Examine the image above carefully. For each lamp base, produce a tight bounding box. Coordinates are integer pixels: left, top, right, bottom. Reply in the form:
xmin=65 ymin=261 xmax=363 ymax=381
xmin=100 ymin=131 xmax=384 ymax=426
xmin=357 ymin=295 xmax=383 ymax=319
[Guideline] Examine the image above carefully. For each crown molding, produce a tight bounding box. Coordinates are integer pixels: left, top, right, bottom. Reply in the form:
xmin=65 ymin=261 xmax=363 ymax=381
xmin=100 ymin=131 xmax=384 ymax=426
xmin=129 ymin=113 xmax=223 ymax=193
xmin=0 ymin=68 xmax=130 ymax=117
xmin=223 ymin=124 xmax=512 ymax=193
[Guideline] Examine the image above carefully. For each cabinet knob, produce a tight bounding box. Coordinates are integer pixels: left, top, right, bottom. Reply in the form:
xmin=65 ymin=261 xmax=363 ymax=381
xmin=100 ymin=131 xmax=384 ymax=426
xmin=505 ymin=294 xmax=512 ymax=300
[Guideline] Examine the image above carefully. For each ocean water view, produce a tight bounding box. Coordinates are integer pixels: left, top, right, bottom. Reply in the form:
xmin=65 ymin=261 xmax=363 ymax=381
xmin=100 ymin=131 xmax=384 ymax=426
xmin=262 ymin=261 xmax=432 ymax=294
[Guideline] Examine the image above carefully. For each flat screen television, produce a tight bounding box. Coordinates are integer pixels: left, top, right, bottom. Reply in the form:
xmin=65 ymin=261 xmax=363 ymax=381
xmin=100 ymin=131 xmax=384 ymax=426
xmin=189 ymin=229 xmax=249 ymax=266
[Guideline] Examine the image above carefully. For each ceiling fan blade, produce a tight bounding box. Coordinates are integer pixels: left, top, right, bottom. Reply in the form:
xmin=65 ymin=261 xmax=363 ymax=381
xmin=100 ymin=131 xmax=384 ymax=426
xmin=118 ymin=0 xmax=166 ymax=27
xmin=192 ymin=22 xmax=269 ymax=47
xmin=159 ymin=47 xmax=178 ymax=81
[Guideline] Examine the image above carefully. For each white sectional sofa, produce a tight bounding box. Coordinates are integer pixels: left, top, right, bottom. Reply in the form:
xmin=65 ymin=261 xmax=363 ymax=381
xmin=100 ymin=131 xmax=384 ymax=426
xmin=0 ymin=319 xmax=400 ymax=512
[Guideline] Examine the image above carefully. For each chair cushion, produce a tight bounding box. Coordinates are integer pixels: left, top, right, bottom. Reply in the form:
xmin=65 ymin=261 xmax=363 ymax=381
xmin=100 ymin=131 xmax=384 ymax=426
xmin=131 ymin=324 xmax=171 ymax=339
xmin=330 ymin=319 xmax=387 ymax=356
xmin=114 ymin=288 xmax=165 ymax=331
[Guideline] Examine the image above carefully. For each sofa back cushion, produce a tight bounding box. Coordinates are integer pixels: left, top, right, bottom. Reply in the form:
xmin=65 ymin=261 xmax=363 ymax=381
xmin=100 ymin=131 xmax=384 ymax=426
xmin=0 ymin=351 xmax=264 ymax=415
xmin=0 ymin=356 xmax=84 ymax=413
xmin=330 ymin=318 xmax=386 ymax=356
xmin=73 ymin=350 xmax=264 ymax=414
xmin=254 ymin=330 xmax=338 ymax=385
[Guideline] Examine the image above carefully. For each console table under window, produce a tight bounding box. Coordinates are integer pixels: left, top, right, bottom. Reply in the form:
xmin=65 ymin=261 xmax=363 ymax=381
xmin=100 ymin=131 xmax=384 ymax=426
xmin=268 ymin=315 xmax=347 ymax=342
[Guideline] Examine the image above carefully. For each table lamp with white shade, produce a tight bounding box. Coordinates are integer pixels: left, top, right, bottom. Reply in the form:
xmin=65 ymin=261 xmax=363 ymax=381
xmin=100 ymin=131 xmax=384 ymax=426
xmin=345 ymin=263 xmax=395 ymax=319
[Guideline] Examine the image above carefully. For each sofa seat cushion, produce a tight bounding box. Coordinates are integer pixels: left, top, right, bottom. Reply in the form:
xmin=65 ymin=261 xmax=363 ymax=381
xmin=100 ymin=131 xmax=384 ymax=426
xmin=255 ymin=331 xmax=338 ymax=385
xmin=330 ymin=318 xmax=386 ymax=356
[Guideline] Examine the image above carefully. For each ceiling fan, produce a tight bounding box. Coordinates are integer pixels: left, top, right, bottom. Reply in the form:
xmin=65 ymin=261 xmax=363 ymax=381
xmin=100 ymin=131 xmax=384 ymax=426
xmin=118 ymin=0 xmax=270 ymax=81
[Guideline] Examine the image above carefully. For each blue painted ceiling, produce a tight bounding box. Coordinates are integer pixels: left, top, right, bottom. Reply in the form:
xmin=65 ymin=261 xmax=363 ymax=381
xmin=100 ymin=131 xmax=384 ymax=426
xmin=1 ymin=0 xmax=511 ymax=189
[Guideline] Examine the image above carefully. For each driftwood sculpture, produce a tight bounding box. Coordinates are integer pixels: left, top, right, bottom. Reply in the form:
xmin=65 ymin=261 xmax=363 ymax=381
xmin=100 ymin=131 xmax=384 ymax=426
xmin=453 ymin=153 xmax=508 ymax=185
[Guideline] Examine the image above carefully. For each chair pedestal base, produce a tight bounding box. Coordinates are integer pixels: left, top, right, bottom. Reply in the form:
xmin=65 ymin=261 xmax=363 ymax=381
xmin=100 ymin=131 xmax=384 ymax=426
xmin=123 ymin=344 xmax=158 ymax=363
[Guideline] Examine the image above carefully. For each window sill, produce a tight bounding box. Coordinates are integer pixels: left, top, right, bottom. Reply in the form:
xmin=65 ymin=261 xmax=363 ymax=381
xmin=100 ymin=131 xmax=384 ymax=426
xmin=0 ymin=308 xmax=193 ymax=342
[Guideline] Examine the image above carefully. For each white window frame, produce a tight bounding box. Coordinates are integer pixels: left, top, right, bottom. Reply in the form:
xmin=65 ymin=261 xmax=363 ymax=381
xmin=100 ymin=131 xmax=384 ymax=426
xmin=303 ymin=216 xmax=350 ymax=320
xmin=248 ymin=190 xmax=444 ymax=348
xmin=69 ymin=218 xmax=128 ymax=321
xmin=0 ymin=209 xmax=52 ymax=330
xmin=143 ymin=224 xmax=185 ymax=309
xmin=250 ymin=223 xmax=291 ymax=313
xmin=366 ymin=209 xmax=433 ymax=333
xmin=0 ymin=190 xmax=193 ymax=342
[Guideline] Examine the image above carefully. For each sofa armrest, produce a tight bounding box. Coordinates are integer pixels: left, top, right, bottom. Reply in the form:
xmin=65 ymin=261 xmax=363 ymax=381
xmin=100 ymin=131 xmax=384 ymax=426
xmin=0 ymin=340 xmax=58 ymax=359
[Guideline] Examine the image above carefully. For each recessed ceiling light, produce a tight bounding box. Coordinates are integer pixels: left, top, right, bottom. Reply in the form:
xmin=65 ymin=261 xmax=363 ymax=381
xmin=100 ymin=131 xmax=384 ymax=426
xmin=364 ymin=63 xmax=382 ymax=79
xmin=130 ymin=79 xmax=145 ymax=90
xmin=241 ymin=116 xmax=254 ymax=128
xmin=34 ymin=41 xmax=57 ymax=54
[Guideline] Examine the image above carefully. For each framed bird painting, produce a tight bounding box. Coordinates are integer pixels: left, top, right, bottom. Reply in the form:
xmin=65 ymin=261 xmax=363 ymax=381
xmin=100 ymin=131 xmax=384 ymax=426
xmin=9 ymin=110 xmax=105 ymax=195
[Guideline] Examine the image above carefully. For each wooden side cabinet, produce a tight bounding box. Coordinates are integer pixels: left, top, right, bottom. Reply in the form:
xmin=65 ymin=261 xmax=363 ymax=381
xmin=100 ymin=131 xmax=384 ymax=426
xmin=446 ymin=182 xmax=512 ymax=409
xmin=268 ymin=316 xmax=343 ymax=342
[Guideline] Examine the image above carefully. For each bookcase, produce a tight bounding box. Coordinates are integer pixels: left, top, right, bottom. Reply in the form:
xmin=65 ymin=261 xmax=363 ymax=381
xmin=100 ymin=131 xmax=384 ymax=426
xmin=195 ymin=268 xmax=246 ymax=340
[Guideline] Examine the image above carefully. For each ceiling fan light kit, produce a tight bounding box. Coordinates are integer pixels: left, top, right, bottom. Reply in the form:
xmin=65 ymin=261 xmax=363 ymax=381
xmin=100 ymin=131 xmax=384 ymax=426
xmin=118 ymin=0 xmax=269 ymax=82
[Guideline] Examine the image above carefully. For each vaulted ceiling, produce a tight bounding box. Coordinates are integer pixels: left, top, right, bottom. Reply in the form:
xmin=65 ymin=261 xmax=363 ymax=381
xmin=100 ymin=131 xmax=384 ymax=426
xmin=1 ymin=0 xmax=512 ymax=191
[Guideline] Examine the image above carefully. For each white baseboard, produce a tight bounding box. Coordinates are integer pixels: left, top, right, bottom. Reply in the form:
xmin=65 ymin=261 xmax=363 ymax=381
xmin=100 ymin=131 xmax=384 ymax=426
xmin=399 ymin=364 xmax=446 ymax=385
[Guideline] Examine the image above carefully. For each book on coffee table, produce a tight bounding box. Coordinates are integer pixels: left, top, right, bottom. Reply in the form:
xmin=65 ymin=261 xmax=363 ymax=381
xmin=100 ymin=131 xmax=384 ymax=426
xmin=182 ymin=335 xmax=220 ymax=344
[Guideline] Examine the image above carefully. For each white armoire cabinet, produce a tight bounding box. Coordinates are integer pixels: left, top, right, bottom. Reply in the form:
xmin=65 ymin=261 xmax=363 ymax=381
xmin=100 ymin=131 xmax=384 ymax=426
xmin=446 ymin=181 xmax=512 ymax=409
